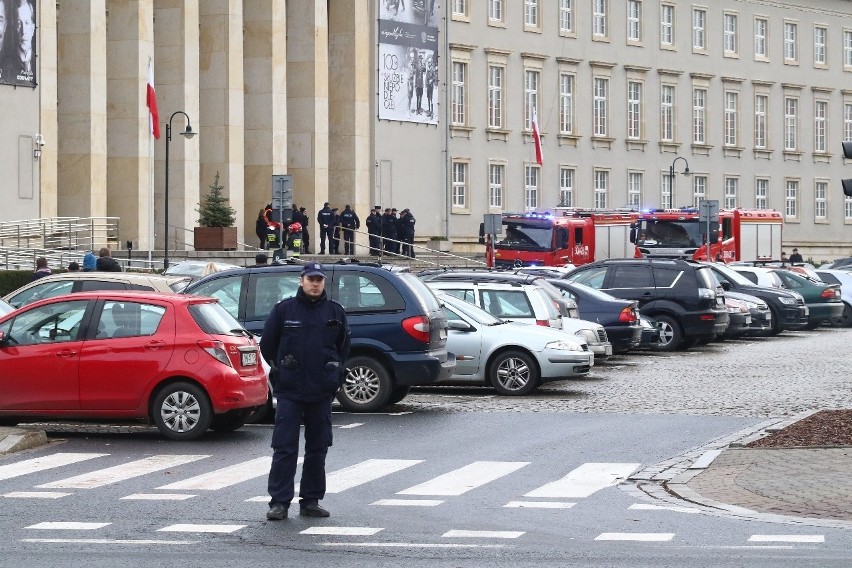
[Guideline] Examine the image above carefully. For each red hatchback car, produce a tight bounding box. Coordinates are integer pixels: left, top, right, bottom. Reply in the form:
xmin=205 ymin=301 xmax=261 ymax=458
xmin=0 ymin=291 xmax=268 ymax=441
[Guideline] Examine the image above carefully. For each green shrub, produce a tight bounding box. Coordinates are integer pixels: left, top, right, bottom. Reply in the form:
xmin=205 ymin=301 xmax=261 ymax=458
xmin=0 ymin=270 xmax=35 ymax=296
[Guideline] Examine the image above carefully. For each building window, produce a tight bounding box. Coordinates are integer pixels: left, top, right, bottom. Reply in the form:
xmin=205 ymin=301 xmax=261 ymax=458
xmin=814 ymin=26 xmax=827 ymax=66
xmin=692 ymin=8 xmax=706 ymax=50
xmin=593 ymin=0 xmax=607 ymax=38
xmin=785 ymin=179 xmax=798 ymax=218
xmin=451 ymin=62 xmax=467 ymax=126
xmin=661 ymin=174 xmax=672 ymax=209
xmin=525 ymin=165 xmax=539 ymax=210
xmin=559 ymin=73 xmax=575 ymax=134
xmin=754 ymin=94 xmax=768 ymax=149
xmin=814 ymin=100 xmax=827 ymax=153
xmin=627 ymin=1 xmax=642 ymax=42
xmin=594 ymin=170 xmax=609 ymax=209
xmin=627 ymin=81 xmax=642 ymax=139
xmin=846 ymin=195 xmax=852 ymax=220
xmin=524 ymin=0 xmax=539 ymax=29
xmin=755 ymin=178 xmax=769 ymax=209
xmin=524 ymin=69 xmax=540 ymax=131
xmin=488 ymin=0 xmax=503 ymax=23
xmin=628 ymin=172 xmax=642 ymax=207
xmin=593 ymin=77 xmax=609 ymax=137
xmin=559 ymin=167 xmax=575 ymax=207
xmin=724 ymin=177 xmax=738 ymax=209
xmin=845 ymin=30 xmax=852 ymax=68
xmin=452 ymin=161 xmax=468 ymax=209
xmin=489 ymin=163 xmax=504 ymax=209
xmin=784 ymin=22 xmax=798 ymax=62
xmin=724 ymin=13 xmax=738 ymax=55
xmin=815 ymin=181 xmax=827 ymax=219
xmin=784 ymin=97 xmax=798 ymax=151
xmin=754 ymin=17 xmax=768 ymax=58
xmin=661 ymin=84 xmax=675 ymax=142
xmin=693 ymin=175 xmax=707 ymax=209
xmin=724 ymin=91 xmax=738 ymax=147
xmin=452 ymin=0 xmax=468 ymax=17
xmin=488 ymin=65 xmax=504 ymax=129
xmin=559 ymin=0 xmax=574 ymax=34
xmin=660 ymin=4 xmax=674 ymax=47
xmin=693 ymin=88 xmax=706 ymax=144
xmin=845 ymin=103 xmax=852 ymax=141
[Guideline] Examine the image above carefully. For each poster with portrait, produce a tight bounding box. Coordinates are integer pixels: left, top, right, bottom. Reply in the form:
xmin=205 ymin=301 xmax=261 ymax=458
xmin=0 ymin=0 xmax=37 ymax=87
xmin=378 ymin=0 xmax=439 ymax=124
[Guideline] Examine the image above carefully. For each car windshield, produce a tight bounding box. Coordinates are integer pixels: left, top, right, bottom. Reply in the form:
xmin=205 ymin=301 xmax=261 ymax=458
xmin=638 ymin=219 xmax=704 ymax=247
xmin=710 ymin=263 xmax=757 ymax=286
xmin=495 ymin=221 xmax=552 ymax=251
xmin=440 ymin=294 xmax=502 ymax=325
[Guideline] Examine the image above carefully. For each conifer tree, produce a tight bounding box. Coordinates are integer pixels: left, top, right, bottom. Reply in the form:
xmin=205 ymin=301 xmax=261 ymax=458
xmin=197 ymin=171 xmax=236 ymax=227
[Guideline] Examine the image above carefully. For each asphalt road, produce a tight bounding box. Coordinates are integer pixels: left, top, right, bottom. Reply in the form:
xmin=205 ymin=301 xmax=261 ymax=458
xmin=1 ymin=327 xmax=851 ymax=567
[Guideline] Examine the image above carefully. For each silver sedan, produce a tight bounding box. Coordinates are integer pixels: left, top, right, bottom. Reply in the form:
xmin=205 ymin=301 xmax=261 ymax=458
xmin=438 ymin=293 xmax=594 ymax=396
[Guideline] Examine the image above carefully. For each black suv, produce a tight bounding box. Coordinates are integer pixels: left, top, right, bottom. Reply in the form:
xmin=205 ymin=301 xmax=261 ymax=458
xmin=565 ymin=258 xmax=729 ymax=351
xmin=703 ymin=262 xmax=808 ymax=335
xmin=183 ymin=261 xmax=455 ymax=412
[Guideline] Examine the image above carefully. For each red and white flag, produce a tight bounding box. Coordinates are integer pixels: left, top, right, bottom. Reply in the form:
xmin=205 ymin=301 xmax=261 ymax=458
xmin=146 ymin=59 xmax=160 ymax=140
xmin=531 ymin=107 xmax=543 ymax=166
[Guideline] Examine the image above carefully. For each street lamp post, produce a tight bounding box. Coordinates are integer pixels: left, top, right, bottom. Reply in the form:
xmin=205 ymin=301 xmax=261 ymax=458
xmin=669 ymin=156 xmax=691 ymax=209
xmin=164 ymin=111 xmax=197 ymax=271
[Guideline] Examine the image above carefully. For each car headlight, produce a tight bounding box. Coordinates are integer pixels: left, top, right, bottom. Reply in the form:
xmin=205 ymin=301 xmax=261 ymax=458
xmin=574 ymin=329 xmax=597 ymax=343
xmin=778 ymin=296 xmax=797 ymax=305
xmin=545 ymin=340 xmax=585 ymax=352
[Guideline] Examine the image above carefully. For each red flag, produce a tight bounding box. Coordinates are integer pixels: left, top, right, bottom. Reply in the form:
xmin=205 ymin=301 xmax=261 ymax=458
xmin=532 ymin=107 xmax=543 ymax=166
xmin=147 ymin=59 xmax=160 ymax=140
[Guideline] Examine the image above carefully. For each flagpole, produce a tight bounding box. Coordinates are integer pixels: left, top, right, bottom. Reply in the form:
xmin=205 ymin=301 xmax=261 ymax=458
xmin=148 ymin=56 xmax=154 ymax=266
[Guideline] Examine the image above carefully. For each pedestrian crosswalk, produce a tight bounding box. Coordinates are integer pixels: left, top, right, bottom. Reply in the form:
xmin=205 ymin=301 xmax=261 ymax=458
xmin=0 ymin=451 xmax=839 ymax=548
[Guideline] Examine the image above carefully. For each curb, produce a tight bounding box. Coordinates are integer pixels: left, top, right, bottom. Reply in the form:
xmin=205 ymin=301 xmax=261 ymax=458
xmin=0 ymin=427 xmax=49 ymax=455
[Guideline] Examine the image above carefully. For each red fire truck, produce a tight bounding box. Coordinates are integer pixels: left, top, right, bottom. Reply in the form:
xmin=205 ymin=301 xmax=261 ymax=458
xmin=630 ymin=207 xmax=783 ymax=262
xmin=484 ymin=209 xmax=639 ymax=268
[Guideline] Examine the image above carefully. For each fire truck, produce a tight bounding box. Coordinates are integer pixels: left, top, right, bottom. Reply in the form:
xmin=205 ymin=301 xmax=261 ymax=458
xmin=630 ymin=207 xmax=783 ymax=262
xmin=484 ymin=209 xmax=639 ymax=268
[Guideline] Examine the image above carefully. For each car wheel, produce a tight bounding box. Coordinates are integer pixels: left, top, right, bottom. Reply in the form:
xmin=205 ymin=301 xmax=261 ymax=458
xmin=152 ymin=381 xmax=213 ymax=441
xmin=835 ymin=303 xmax=852 ymax=328
xmin=211 ymin=409 xmax=249 ymax=433
xmin=337 ymin=356 xmax=393 ymax=412
xmin=488 ymin=350 xmax=540 ymax=396
xmin=387 ymin=386 xmax=411 ymax=405
xmin=654 ymin=315 xmax=683 ymax=351
xmin=768 ymin=306 xmax=783 ymax=336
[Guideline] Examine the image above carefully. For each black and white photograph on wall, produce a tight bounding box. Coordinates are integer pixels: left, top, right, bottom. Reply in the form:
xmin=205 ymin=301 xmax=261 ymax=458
xmin=378 ymin=0 xmax=439 ymax=125
xmin=0 ymin=0 xmax=36 ymax=87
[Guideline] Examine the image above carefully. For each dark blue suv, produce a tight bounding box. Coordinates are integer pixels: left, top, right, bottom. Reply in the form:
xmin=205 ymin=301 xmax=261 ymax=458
xmin=183 ymin=262 xmax=455 ymax=412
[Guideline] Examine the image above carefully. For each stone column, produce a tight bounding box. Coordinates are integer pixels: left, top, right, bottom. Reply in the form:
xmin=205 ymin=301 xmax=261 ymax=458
xmin=38 ymin=0 xmax=58 ymax=218
xmin=154 ymin=0 xmax=200 ymax=252
xmin=329 ymin=1 xmax=372 ymax=252
xmin=57 ymin=0 xmax=108 ymax=219
xmin=287 ymin=0 xmax=329 ymax=251
xmin=199 ymin=0 xmax=245 ymax=243
xmin=244 ymin=0 xmax=287 ymax=245
xmin=107 ymin=0 xmax=153 ymax=251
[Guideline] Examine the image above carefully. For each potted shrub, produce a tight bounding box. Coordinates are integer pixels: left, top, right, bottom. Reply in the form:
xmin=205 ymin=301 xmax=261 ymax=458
xmin=194 ymin=171 xmax=238 ymax=251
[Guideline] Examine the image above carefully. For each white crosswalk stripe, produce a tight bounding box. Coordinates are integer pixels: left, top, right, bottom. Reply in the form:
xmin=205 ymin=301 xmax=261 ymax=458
xmin=326 ymin=459 xmax=422 ymax=493
xmin=156 ymin=457 xmax=271 ymax=491
xmin=524 ymin=462 xmax=640 ymax=498
xmin=0 ymin=453 xmax=107 ymax=482
xmin=36 ymin=455 xmax=208 ymax=489
xmin=749 ymin=535 xmax=825 ymax=543
xmin=397 ymin=461 xmax=529 ymax=496
xmin=595 ymin=532 xmax=675 ymax=542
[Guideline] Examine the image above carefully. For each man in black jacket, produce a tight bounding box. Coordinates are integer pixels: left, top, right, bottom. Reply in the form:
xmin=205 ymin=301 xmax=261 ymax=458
xmin=398 ymin=209 xmax=416 ymax=258
xmin=96 ymin=248 xmax=122 ymax=272
xmin=366 ymin=206 xmax=382 ymax=255
xmin=260 ymin=263 xmax=350 ymax=520
xmin=316 ymin=203 xmax=334 ymax=254
xmin=339 ymin=205 xmax=360 ymax=256
xmin=382 ymin=208 xmax=397 ymax=254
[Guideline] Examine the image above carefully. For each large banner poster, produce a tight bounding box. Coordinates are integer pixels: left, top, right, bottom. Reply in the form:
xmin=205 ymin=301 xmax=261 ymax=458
xmin=0 ymin=0 xmax=37 ymax=87
xmin=378 ymin=0 xmax=439 ymax=124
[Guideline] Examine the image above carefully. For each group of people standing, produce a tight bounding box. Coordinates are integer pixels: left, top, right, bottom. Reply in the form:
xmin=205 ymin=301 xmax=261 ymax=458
xmin=366 ymin=206 xmax=416 ymax=258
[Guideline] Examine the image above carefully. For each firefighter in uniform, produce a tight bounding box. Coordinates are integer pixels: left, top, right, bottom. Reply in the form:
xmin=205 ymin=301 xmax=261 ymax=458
xmin=286 ymin=222 xmax=303 ymax=258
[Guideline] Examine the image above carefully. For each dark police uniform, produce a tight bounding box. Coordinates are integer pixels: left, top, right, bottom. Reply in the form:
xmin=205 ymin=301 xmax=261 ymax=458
xmin=366 ymin=209 xmax=382 ymax=255
xmin=339 ymin=206 xmax=360 ymax=256
xmin=260 ymin=265 xmax=350 ymax=517
xmin=316 ymin=204 xmax=334 ymax=254
xmin=399 ymin=210 xmax=416 ymax=258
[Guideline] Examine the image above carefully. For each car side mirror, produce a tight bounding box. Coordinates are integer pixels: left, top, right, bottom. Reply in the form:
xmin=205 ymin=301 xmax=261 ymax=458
xmin=0 ymin=331 xmax=6 ymax=346
xmin=447 ymin=320 xmax=474 ymax=332
xmin=720 ymin=281 xmax=730 ymax=291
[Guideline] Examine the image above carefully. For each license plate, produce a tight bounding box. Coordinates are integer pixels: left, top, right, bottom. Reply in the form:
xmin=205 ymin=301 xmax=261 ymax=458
xmin=241 ymin=351 xmax=257 ymax=367
xmin=803 ymin=307 xmax=809 ymax=316
xmin=604 ymin=345 xmax=612 ymax=356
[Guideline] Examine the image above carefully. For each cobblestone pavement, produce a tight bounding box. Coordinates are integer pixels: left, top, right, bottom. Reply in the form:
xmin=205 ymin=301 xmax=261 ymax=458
xmin=402 ymin=327 xmax=852 ymax=417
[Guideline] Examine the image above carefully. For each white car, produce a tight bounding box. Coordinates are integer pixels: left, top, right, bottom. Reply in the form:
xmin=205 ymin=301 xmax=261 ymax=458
xmin=814 ymin=268 xmax=852 ymax=327
xmin=731 ymin=266 xmax=785 ymax=288
xmin=438 ymin=293 xmax=593 ymax=395
xmin=426 ymin=280 xmax=613 ymax=359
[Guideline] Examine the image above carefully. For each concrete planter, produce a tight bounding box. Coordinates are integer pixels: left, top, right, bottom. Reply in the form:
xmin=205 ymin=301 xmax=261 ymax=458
xmin=429 ymin=238 xmax=452 ymax=252
xmin=194 ymin=227 xmax=238 ymax=251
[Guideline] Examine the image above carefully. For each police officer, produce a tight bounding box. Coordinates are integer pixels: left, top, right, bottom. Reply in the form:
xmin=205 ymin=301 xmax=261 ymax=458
xmin=260 ymin=263 xmax=350 ymax=520
xmin=366 ymin=206 xmax=382 ymax=255
xmin=382 ymin=208 xmax=397 ymax=254
xmin=317 ymin=202 xmax=334 ymax=254
xmin=339 ymin=205 xmax=360 ymax=256
xmin=330 ymin=208 xmax=341 ymax=254
xmin=297 ymin=207 xmax=310 ymax=252
xmin=399 ymin=208 xmax=416 ymax=258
